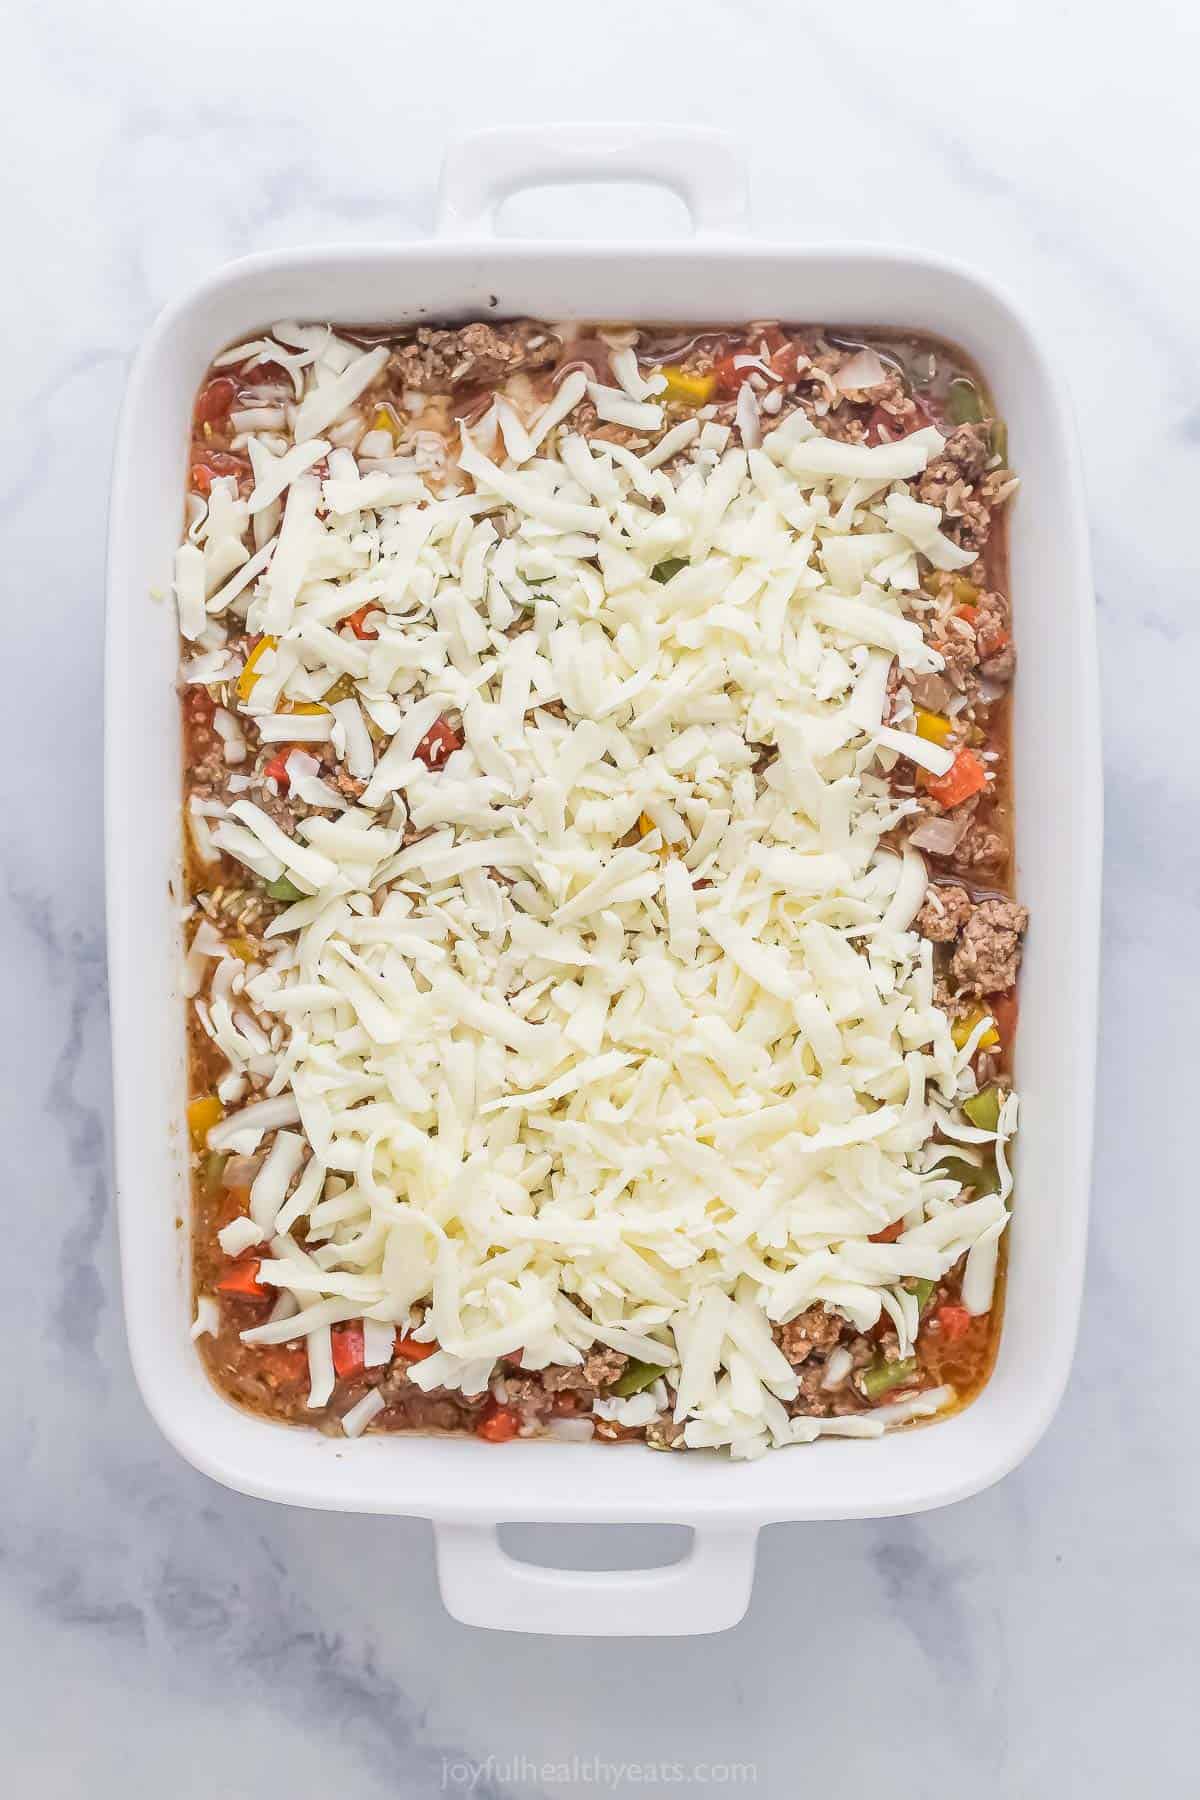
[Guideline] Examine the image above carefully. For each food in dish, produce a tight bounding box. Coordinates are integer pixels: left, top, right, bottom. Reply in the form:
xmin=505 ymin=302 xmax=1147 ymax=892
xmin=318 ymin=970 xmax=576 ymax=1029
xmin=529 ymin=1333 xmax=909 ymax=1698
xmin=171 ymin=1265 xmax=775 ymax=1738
xmin=176 ymin=317 xmax=1023 ymax=1457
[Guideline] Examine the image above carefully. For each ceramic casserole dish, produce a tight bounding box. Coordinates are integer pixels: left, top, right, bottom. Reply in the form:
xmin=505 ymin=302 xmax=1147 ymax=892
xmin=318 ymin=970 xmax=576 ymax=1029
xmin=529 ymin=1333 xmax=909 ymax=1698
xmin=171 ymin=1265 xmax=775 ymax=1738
xmin=105 ymin=124 xmax=1100 ymax=1636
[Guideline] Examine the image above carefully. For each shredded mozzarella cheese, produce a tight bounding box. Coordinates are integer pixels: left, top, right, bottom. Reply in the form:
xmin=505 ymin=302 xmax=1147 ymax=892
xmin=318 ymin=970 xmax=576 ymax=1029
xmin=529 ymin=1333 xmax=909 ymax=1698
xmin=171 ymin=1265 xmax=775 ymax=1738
xmin=181 ymin=322 xmax=1016 ymax=1458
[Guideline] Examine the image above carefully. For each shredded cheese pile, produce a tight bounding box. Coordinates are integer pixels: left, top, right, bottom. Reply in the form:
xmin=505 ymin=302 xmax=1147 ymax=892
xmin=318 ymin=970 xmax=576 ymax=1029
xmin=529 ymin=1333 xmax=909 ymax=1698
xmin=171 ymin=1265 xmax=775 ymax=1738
xmin=178 ymin=323 xmax=1015 ymax=1457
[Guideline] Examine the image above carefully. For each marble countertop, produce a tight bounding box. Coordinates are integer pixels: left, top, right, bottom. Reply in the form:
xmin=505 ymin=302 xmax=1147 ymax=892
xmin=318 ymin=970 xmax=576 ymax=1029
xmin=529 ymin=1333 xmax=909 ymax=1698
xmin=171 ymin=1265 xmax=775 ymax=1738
xmin=4 ymin=0 xmax=1193 ymax=1792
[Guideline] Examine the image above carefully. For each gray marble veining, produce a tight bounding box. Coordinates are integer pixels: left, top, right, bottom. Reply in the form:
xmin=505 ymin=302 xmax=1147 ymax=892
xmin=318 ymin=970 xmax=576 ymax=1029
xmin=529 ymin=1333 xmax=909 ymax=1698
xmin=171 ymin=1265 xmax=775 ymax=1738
xmin=3 ymin=0 xmax=1195 ymax=1792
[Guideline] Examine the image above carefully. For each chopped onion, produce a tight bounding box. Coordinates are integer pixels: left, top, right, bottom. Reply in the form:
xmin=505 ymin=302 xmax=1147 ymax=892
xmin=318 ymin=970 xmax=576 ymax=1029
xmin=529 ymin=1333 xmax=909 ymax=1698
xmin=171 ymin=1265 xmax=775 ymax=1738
xmin=908 ymin=813 xmax=969 ymax=856
xmin=871 ymin=1385 xmax=953 ymax=1428
xmin=545 ymin=1417 xmax=595 ymax=1442
xmin=834 ymin=348 xmax=888 ymax=391
xmin=221 ymin=1152 xmax=264 ymax=1189
xmin=820 ymin=1346 xmax=853 ymax=1390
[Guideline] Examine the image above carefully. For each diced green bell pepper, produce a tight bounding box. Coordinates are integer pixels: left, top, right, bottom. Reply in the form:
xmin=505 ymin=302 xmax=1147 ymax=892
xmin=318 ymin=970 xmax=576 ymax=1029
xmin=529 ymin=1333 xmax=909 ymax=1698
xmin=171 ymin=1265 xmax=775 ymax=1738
xmin=612 ymin=1359 xmax=663 ymax=1398
xmin=202 ymin=1150 xmax=228 ymax=1198
xmin=265 ymin=875 xmax=306 ymax=904
xmin=946 ymin=378 xmax=983 ymax=425
xmin=911 ymin=1278 xmax=937 ymax=1314
xmin=860 ymin=1357 xmax=919 ymax=1402
xmin=935 ymin=1153 xmax=1001 ymax=1197
xmin=651 ymin=558 xmax=688 ymax=584
xmin=962 ymin=1085 xmax=1003 ymax=1133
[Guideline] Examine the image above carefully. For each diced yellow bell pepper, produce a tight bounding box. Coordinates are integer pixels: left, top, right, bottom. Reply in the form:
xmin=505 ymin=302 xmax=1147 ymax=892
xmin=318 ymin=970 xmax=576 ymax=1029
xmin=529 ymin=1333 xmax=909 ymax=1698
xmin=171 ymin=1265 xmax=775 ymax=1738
xmin=235 ymin=635 xmax=276 ymax=702
xmin=372 ymin=405 xmax=396 ymax=439
xmin=952 ymin=578 xmax=980 ymax=607
xmin=659 ymin=365 xmax=716 ymax=407
xmin=226 ymin=937 xmax=257 ymax=963
xmin=637 ymin=812 xmax=671 ymax=860
xmin=952 ymin=1009 xmax=1000 ymax=1052
xmin=187 ymin=1094 xmax=224 ymax=1148
xmin=322 ymin=673 xmax=357 ymax=705
xmin=915 ymin=709 xmax=953 ymax=746
xmin=280 ymin=701 xmax=328 ymax=716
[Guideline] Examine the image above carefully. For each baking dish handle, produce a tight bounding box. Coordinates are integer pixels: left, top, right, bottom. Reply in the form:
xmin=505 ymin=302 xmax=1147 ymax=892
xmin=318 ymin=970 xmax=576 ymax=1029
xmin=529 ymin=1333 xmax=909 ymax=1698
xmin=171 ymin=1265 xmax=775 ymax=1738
xmin=436 ymin=124 xmax=748 ymax=240
xmin=434 ymin=1521 xmax=758 ymax=1636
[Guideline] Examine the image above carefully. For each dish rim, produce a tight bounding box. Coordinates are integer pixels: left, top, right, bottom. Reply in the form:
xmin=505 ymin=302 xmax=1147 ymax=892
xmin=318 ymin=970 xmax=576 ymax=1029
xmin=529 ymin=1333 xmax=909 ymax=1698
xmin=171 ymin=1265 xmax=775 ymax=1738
xmin=105 ymin=140 xmax=1099 ymax=1631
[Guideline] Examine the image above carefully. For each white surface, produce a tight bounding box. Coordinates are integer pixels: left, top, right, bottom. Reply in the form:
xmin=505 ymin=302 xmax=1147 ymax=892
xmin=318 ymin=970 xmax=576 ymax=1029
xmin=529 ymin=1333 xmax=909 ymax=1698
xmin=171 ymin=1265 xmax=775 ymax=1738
xmin=105 ymin=123 xmax=1098 ymax=1639
xmin=3 ymin=0 xmax=1191 ymax=1786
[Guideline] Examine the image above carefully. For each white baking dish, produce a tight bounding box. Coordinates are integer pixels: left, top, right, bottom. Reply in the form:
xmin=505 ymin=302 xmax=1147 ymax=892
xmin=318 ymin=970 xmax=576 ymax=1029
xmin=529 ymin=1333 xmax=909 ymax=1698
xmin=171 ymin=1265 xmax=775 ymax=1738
xmin=105 ymin=124 xmax=1100 ymax=1636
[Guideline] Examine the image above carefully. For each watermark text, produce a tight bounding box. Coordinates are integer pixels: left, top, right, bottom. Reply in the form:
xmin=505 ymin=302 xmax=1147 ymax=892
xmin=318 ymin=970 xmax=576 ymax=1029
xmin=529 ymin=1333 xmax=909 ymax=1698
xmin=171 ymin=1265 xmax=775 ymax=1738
xmin=441 ymin=1754 xmax=759 ymax=1791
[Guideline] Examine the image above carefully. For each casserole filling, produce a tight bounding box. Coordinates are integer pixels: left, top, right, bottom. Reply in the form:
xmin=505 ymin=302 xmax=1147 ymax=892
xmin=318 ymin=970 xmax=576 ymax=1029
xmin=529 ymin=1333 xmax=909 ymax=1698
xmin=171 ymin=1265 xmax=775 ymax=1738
xmin=176 ymin=318 xmax=1022 ymax=1458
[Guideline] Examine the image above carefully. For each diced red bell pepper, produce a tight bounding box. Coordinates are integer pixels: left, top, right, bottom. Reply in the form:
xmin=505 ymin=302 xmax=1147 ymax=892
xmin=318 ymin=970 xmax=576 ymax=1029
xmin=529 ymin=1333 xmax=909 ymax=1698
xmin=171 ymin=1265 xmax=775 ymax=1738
xmin=394 ymin=1333 xmax=438 ymax=1363
xmin=753 ymin=325 xmax=787 ymax=355
xmin=190 ymin=447 xmax=248 ymax=495
xmin=869 ymin=1220 xmax=905 ymax=1244
xmin=867 ymin=395 xmax=931 ymax=445
xmin=923 ymin=748 xmax=989 ymax=810
xmin=194 ymin=377 xmax=237 ymax=426
xmin=713 ymin=327 xmax=798 ymax=390
xmin=215 ymin=1257 xmax=269 ymax=1300
xmin=213 ymin=1184 xmax=252 ymax=1230
xmin=769 ymin=340 xmax=801 ymax=382
xmin=414 ymin=716 xmax=463 ymax=770
xmin=241 ymin=358 xmax=290 ymax=386
xmin=344 ymin=605 xmax=380 ymax=641
xmin=331 ymin=1322 xmax=365 ymax=1380
xmin=263 ymin=750 xmax=294 ymax=790
xmin=713 ymin=350 xmax=757 ymax=395
xmin=933 ymin=1303 xmax=973 ymax=1341
xmin=476 ymin=1401 xmax=520 ymax=1442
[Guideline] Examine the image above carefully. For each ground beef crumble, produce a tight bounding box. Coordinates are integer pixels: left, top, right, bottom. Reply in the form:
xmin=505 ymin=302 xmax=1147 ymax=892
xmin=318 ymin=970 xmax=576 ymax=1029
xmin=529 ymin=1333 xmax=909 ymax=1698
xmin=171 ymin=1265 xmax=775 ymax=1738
xmin=922 ymin=584 xmax=1014 ymax=698
xmin=389 ymin=320 xmax=559 ymax=392
xmin=950 ymin=898 xmax=1029 ymax=995
xmin=777 ymin=1305 xmax=842 ymax=1364
xmin=915 ymin=883 xmax=974 ymax=943
xmin=500 ymin=1349 xmax=629 ymax=1424
xmin=914 ymin=423 xmax=1015 ymax=554
xmin=918 ymin=885 xmax=1029 ymax=998
xmin=917 ymin=422 xmax=992 ymax=500
xmin=953 ymin=813 xmax=1009 ymax=873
